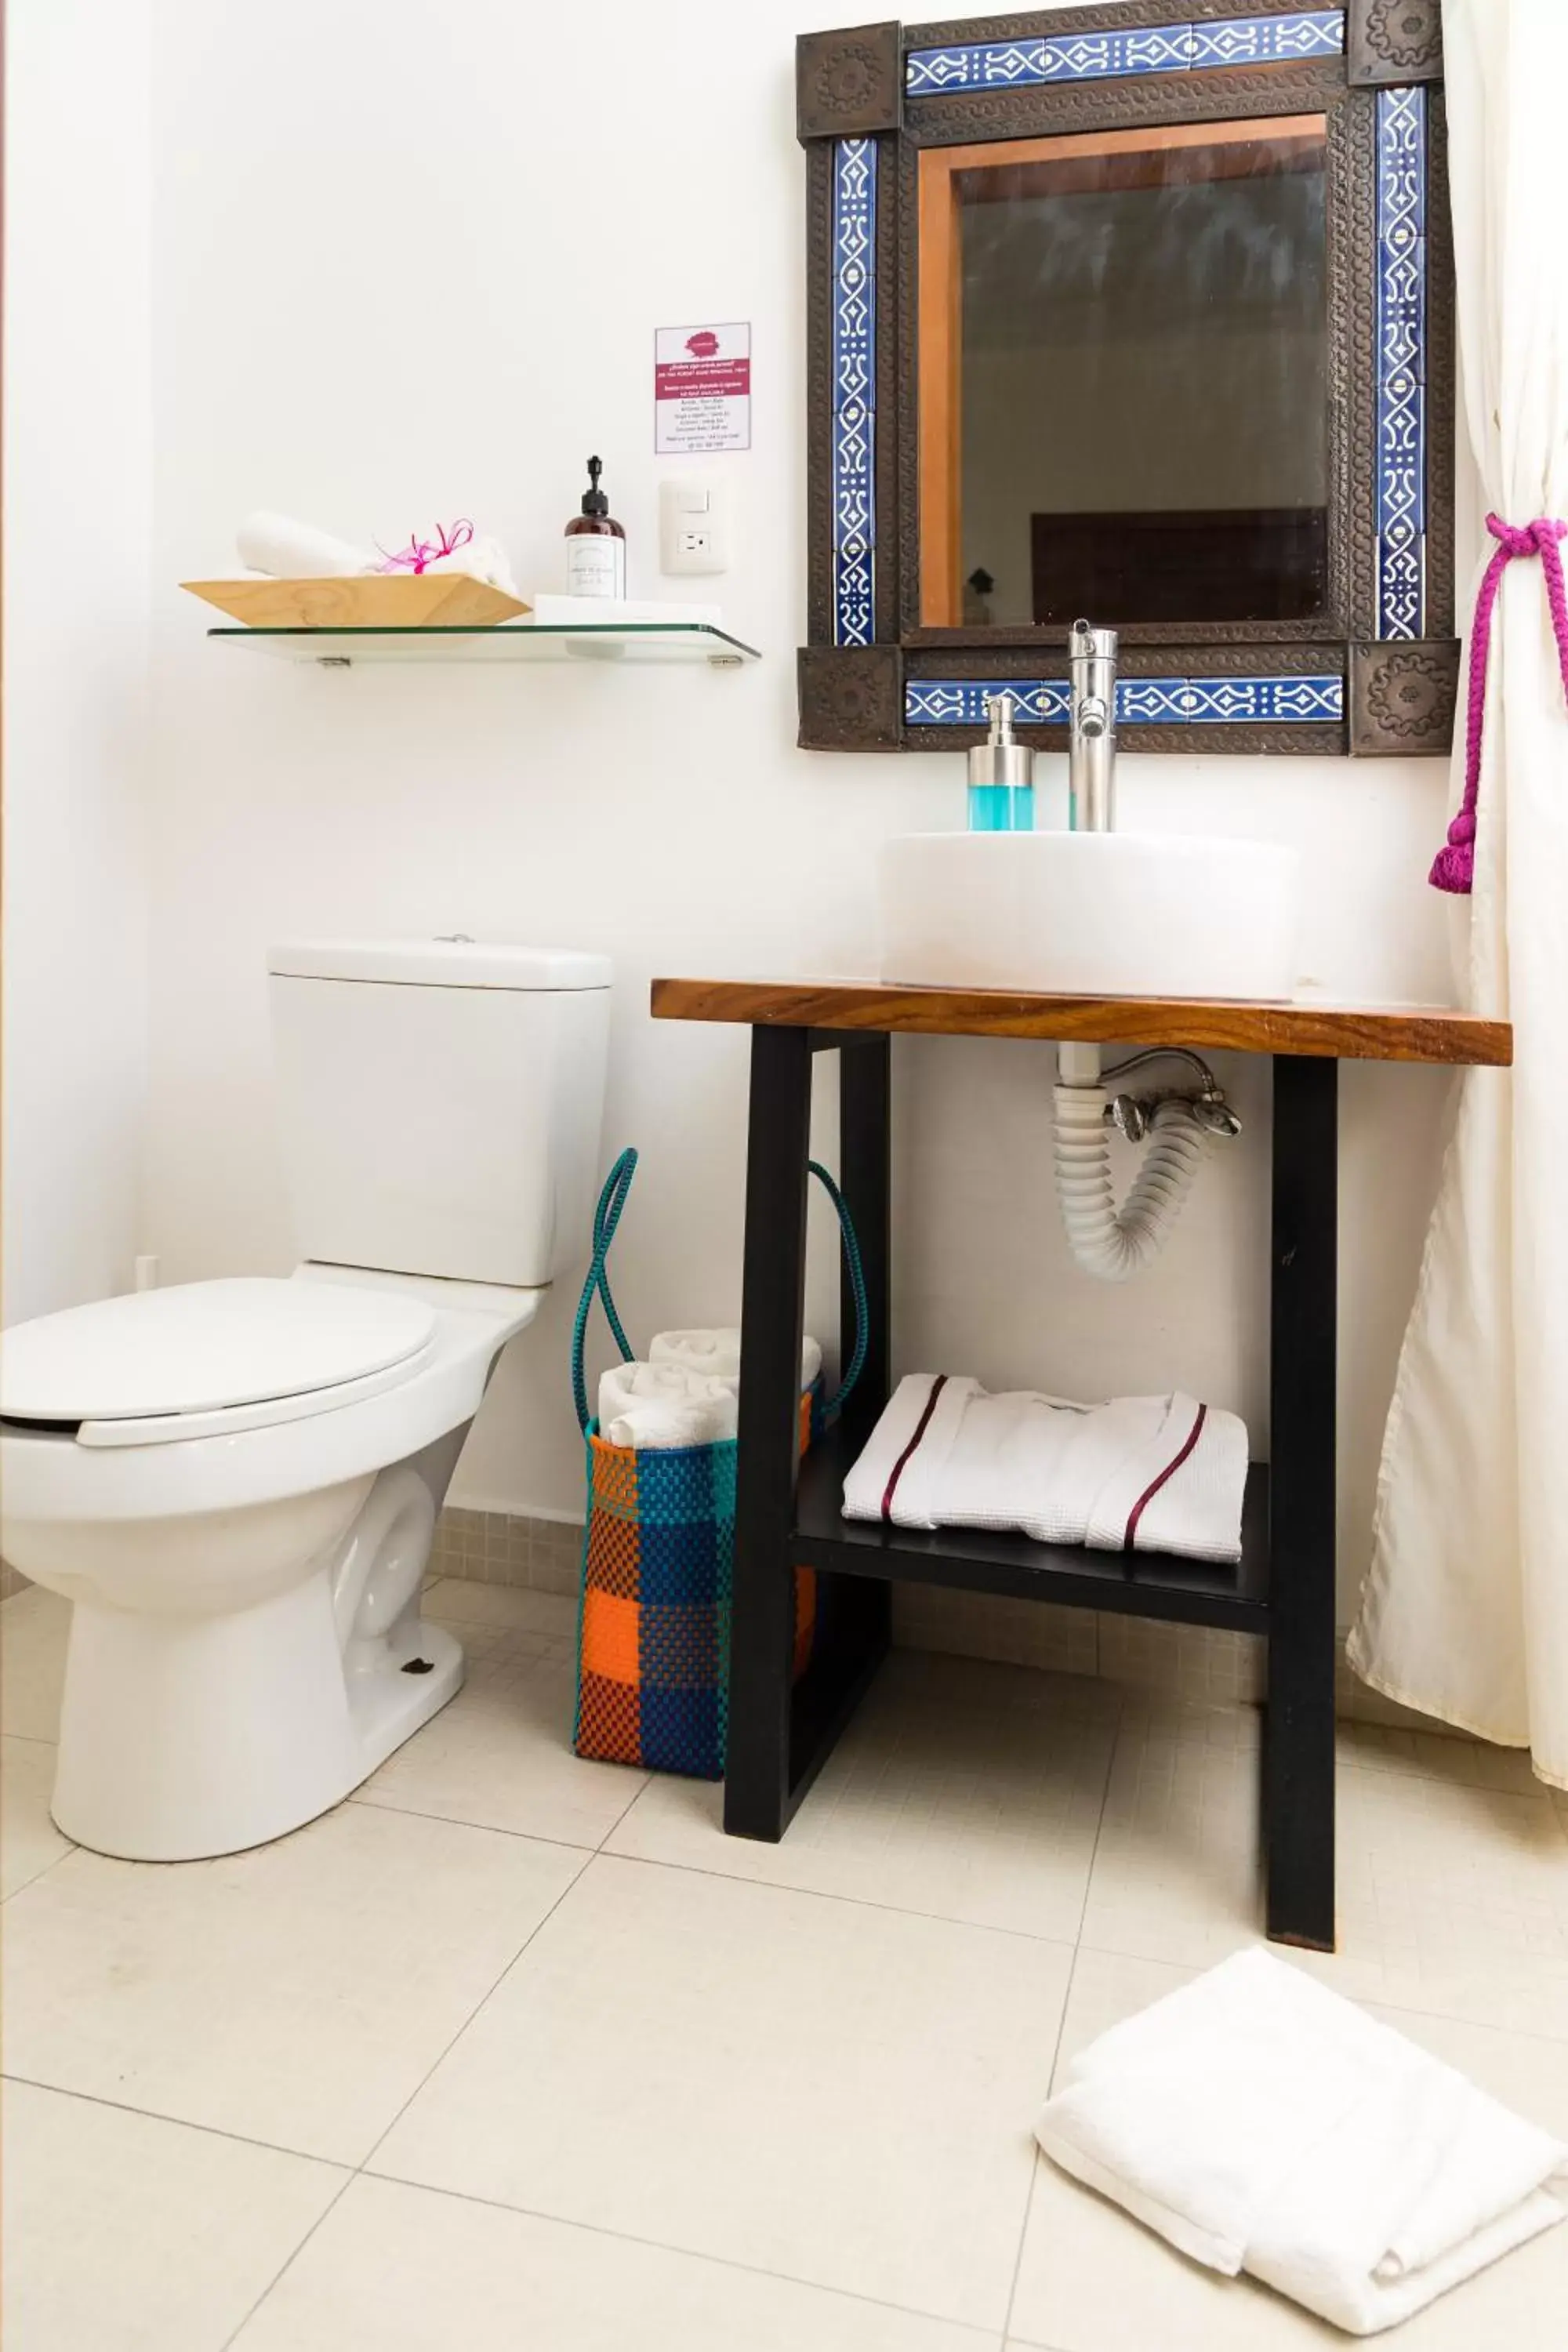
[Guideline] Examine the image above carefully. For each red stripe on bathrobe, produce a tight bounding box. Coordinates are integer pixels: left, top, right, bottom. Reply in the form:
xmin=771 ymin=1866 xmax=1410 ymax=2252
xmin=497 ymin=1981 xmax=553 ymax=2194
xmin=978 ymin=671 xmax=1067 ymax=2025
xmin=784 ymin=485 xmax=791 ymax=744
xmin=882 ymin=1374 xmax=949 ymax=1523
xmin=1123 ymin=1401 xmax=1207 ymax=1549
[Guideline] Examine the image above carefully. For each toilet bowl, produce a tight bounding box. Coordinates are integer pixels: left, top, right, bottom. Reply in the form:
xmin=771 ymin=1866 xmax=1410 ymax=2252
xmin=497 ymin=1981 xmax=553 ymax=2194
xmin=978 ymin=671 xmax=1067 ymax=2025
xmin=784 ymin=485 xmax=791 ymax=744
xmin=0 ymin=935 xmax=611 ymax=1860
xmin=0 ymin=1269 xmax=540 ymax=1859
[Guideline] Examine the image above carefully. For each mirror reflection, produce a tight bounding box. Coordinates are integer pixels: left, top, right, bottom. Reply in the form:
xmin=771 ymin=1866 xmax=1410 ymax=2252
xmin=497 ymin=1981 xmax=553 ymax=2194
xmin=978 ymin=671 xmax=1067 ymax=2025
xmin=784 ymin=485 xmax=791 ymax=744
xmin=919 ymin=115 xmax=1330 ymax=630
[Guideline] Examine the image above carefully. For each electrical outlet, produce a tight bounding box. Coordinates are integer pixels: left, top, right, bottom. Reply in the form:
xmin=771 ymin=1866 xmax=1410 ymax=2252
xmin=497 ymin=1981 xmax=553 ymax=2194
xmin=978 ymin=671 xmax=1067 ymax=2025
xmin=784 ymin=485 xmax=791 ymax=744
xmin=659 ymin=477 xmax=731 ymax=575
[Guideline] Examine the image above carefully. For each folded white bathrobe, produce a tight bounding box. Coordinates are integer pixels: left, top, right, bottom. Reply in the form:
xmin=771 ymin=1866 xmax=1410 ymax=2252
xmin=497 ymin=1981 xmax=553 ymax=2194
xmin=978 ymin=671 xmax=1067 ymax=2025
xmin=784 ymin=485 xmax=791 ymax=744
xmin=1036 ymin=1947 xmax=1568 ymax=2335
xmin=648 ymin=1329 xmax=824 ymax=1392
xmin=597 ymin=1362 xmax=737 ymax=1450
xmin=841 ymin=1373 xmax=1248 ymax=1563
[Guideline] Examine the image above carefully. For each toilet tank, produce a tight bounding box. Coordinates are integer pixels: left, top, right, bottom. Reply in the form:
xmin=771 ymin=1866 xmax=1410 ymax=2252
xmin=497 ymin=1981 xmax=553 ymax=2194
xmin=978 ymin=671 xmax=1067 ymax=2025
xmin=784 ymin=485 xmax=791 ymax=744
xmin=267 ymin=938 xmax=612 ymax=1287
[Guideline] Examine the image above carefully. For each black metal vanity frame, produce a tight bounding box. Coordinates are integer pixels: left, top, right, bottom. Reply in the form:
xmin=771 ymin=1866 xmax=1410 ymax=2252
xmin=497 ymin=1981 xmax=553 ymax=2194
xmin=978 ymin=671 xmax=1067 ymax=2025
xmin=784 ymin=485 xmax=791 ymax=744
xmin=651 ymin=980 xmax=1513 ymax=1954
xmin=796 ymin=0 xmax=1457 ymax=760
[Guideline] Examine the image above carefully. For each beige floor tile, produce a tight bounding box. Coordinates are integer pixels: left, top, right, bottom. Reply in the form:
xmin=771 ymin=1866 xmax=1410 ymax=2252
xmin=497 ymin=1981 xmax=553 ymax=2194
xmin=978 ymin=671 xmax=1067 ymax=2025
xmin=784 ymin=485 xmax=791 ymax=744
xmin=1308 ymin=1762 xmax=1568 ymax=2036
xmin=231 ymin=2172 xmax=994 ymax=2352
xmin=1 ymin=1586 xmax=71 ymax=1742
xmin=2 ymin=1800 xmax=584 ymax=2164
xmin=1080 ymin=1700 xmax=1568 ymax=2035
xmin=608 ymin=1650 xmax=1117 ymax=1941
xmin=1011 ymin=1944 xmax=1568 ymax=2350
xmin=356 ymin=1615 xmax=639 ymax=1848
xmin=373 ymin=1853 xmax=1069 ymax=2331
xmin=1337 ymin=1716 xmax=1545 ymax=1794
xmin=1 ymin=1735 xmax=72 ymax=1898
xmin=1077 ymin=1697 xmax=1264 ymax=1971
xmin=424 ymin=1579 xmax=576 ymax=1636
xmin=2 ymin=2079 xmax=345 ymax=2352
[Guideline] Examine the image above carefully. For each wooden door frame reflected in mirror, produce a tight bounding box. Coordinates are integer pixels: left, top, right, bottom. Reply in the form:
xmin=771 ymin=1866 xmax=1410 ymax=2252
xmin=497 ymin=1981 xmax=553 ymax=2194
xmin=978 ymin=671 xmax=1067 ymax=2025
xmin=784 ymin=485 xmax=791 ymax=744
xmin=917 ymin=114 xmax=1332 ymax=629
xmin=794 ymin=0 xmax=1458 ymax=759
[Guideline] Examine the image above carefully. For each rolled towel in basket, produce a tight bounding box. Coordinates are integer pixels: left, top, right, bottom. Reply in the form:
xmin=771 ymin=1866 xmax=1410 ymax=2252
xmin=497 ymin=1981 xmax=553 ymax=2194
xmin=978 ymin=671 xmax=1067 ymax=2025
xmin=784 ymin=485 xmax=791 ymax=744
xmin=649 ymin=1328 xmax=823 ymax=1391
xmin=1034 ymin=1946 xmax=1567 ymax=2335
xmin=235 ymin=510 xmax=378 ymax=578
xmin=598 ymin=1361 xmax=738 ymax=1450
xmin=841 ymin=1374 xmax=1247 ymax=1563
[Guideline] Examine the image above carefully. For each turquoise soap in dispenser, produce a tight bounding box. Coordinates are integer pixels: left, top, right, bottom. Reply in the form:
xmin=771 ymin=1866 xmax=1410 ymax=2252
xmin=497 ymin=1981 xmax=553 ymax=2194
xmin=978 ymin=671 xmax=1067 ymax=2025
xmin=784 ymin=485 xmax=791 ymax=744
xmin=967 ymin=693 xmax=1034 ymax=830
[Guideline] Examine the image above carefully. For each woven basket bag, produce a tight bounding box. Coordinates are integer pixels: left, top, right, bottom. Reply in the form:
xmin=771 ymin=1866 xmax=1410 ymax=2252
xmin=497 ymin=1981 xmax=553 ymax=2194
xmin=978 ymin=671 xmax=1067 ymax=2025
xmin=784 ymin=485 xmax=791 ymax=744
xmin=570 ymin=1149 xmax=866 ymax=1778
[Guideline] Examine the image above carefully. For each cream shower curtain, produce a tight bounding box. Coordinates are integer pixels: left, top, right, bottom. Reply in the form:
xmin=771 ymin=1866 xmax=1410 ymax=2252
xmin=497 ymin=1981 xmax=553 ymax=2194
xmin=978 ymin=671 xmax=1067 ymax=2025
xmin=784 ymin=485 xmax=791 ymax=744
xmin=1348 ymin=0 xmax=1568 ymax=1784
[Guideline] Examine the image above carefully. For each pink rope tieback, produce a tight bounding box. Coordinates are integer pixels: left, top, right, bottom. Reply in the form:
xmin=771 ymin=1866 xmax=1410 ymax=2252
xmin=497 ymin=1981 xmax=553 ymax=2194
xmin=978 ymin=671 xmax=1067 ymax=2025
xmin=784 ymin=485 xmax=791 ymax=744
xmin=1430 ymin=513 xmax=1568 ymax=894
xmin=374 ymin=517 xmax=474 ymax=575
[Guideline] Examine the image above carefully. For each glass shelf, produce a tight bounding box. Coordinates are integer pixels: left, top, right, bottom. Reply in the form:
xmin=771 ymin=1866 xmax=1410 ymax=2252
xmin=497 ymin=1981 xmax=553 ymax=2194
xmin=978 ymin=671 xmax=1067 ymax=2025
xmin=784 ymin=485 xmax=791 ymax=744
xmin=207 ymin=620 xmax=761 ymax=666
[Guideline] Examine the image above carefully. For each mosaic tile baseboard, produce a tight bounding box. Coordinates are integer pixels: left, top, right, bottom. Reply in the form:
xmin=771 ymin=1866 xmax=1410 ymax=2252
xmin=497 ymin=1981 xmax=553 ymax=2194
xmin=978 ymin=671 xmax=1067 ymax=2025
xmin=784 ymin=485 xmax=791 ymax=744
xmin=0 ymin=1525 xmax=1478 ymax=1741
xmin=423 ymin=1512 xmax=1468 ymax=1736
xmin=895 ymin=1581 xmax=1462 ymax=1733
xmin=427 ymin=1507 xmax=583 ymax=1598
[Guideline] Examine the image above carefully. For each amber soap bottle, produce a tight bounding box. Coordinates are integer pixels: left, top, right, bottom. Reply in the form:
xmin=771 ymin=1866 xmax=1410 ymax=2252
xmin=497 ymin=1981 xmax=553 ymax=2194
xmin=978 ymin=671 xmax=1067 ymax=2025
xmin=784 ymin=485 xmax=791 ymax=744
xmin=564 ymin=456 xmax=626 ymax=598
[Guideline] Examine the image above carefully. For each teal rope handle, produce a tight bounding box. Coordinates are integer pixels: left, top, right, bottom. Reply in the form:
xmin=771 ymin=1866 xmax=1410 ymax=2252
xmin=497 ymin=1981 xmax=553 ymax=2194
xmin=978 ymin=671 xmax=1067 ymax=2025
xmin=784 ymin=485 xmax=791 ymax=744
xmin=571 ymin=1148 xmax=637 ymax=1432
xmin=570 ymin=1146 xmax=868 ymax=1434
xmin=808 ymin=1158 xmax=868 ymax=1421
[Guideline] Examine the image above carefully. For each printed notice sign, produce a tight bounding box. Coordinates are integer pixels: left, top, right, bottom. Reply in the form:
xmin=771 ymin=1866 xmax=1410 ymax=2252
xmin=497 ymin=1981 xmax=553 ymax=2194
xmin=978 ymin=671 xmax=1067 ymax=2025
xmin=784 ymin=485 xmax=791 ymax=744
xmin=655 ymin=321 xmax=751 ymax=454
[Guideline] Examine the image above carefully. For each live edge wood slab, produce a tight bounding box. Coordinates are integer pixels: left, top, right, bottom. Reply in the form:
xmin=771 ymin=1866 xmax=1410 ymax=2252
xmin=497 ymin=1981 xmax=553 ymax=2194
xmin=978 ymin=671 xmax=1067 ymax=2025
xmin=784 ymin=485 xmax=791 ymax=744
xmin=654 ymin=972 xmax=1509 ymax=1955
xmin=650 ymin=977 xmax=1512 ymax=1067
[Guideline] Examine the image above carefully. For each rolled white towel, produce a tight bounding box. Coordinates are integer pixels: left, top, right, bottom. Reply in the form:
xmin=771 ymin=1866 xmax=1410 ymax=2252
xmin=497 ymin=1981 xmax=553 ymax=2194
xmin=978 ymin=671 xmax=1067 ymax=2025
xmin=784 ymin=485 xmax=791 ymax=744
xmin=598 ymin=1361 xmax=738 ymax=1450
xmin=649 ymin=1329 xmax=824 ymax=1391
xmin=1035 ymin=1947 xmax=1568 ymax=2336
xmin=236 ymin=510 xmax=378 ymax=579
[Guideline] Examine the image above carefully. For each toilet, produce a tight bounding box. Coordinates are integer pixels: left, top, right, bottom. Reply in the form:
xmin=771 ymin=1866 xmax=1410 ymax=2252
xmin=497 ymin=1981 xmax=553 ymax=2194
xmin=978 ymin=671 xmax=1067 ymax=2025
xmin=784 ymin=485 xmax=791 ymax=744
xmin=0 ymin=938 xmax=611 ymax=1862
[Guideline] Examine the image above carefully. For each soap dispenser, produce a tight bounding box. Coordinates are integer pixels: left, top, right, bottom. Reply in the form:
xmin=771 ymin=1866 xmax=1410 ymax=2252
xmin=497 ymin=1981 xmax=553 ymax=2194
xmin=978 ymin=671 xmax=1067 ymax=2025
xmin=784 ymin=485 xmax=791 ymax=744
xmin=564 ymin=456 xmax=626 ymax=598
xmin=967 ymin=693 xmax=1034 ymax=831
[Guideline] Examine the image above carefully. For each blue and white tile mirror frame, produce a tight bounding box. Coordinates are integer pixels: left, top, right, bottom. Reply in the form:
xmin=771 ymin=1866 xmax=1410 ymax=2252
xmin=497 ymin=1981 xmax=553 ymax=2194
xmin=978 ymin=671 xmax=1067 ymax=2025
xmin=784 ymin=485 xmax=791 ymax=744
xmin=793 ymin=0 xmax=1459 ymax=760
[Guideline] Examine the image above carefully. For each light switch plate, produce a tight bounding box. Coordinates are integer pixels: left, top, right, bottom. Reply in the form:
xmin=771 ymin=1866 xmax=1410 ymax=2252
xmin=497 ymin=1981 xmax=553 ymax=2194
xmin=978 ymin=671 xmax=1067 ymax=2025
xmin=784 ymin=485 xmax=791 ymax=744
xmin=659 ymin=477 xmax=731 ymax=575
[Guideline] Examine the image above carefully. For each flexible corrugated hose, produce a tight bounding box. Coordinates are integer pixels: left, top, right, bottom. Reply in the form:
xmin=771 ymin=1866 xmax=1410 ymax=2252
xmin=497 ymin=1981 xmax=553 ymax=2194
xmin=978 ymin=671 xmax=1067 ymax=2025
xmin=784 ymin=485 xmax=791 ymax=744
xmin=1053 ymin=1080 xmax=1210 ymax=1282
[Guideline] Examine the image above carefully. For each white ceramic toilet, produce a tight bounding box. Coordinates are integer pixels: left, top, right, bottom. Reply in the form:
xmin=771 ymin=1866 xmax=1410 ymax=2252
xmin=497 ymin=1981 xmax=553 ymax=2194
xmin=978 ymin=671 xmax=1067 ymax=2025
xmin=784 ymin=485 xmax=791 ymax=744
xmin=0 ymin=938 xmax=610 ymax=1861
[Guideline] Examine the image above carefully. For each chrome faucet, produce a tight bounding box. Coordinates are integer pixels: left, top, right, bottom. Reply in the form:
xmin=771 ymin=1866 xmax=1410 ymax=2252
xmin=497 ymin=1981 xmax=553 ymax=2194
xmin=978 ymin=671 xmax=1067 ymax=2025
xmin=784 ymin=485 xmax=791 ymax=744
xmin=1068 ymin=618 xmax=1118 ymax=833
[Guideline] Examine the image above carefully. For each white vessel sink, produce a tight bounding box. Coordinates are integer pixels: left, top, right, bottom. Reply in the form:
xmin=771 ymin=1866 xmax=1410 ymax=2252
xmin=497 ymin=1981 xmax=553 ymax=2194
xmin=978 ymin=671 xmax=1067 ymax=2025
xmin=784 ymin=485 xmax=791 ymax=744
xmin=880 ymin=829 xmax=1303 ymax=1002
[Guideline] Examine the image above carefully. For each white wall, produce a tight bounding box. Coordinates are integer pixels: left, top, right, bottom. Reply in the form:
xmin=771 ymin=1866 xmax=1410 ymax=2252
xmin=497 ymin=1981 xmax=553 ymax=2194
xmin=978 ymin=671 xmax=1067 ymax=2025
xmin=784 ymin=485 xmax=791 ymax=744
xmin=143 ymin=0 xmax=1464 ymax=1610
xmin=3 ymin=0 xmax=152 ymax=1324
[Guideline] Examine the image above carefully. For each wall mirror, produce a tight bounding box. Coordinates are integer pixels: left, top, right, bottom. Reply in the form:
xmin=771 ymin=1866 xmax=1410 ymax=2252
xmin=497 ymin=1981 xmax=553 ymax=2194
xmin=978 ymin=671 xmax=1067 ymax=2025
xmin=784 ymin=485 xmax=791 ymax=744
xmin=795 ymin=0 xmax=1457 ymax=760
xmin=923 ymin=115 xmax=1330 ymax=628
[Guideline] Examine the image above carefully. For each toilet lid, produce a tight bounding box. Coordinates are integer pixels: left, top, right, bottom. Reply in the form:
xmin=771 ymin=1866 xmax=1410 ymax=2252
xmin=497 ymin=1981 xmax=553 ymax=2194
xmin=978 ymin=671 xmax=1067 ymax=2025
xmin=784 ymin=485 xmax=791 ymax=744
xmin=0 ymin=1278 xmax=437 ymax=1423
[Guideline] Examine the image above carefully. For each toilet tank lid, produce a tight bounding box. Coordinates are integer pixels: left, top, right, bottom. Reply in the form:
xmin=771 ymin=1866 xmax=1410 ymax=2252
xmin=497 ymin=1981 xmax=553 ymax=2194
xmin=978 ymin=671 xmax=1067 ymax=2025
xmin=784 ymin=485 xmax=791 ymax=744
xmin=267 ymin=938 xmax=612 ymax=990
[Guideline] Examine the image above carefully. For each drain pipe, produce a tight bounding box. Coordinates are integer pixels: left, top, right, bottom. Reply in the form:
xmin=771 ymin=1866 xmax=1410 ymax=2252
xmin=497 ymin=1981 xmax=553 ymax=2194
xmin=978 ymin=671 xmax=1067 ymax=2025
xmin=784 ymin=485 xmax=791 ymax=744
xmin=1053 ymin=1042 xmax=1213 ymax=1282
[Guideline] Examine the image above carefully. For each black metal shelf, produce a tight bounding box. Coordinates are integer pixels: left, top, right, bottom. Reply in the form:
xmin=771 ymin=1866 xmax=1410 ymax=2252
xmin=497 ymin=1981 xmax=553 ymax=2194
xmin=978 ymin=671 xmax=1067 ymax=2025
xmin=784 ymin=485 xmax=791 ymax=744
xmin=793 ymin=1424 xmax=1270 ymax=1632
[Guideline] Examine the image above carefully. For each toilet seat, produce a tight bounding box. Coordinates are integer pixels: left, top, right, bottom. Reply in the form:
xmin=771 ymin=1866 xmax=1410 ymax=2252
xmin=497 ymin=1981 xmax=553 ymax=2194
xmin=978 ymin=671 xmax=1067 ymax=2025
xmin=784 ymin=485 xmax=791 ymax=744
xmin=0 ymin=1277 xmax=437 ymax=1439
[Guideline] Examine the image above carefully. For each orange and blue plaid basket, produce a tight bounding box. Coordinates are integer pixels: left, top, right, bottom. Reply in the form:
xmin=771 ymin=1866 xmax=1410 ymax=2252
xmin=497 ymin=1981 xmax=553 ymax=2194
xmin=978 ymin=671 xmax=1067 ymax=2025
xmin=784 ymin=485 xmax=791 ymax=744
xmin=570 ymin=1149 xmax=866 ymax=1779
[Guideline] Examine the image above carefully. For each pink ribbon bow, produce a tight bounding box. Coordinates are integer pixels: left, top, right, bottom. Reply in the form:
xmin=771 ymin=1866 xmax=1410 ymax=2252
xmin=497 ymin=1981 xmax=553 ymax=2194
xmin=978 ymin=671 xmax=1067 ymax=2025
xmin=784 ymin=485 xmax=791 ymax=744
xmin=1430 ymin=513 xmax=1568 ymax=894
xmin=376 ymin=517 xmax=474 ymax=576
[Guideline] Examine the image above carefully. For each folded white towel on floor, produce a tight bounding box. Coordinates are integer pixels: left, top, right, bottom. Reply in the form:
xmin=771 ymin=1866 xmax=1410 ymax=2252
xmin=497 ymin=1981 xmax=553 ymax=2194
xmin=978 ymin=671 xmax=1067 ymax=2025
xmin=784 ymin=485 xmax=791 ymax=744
xmin=598 ymin=1361 xmax=738 ymax=1450
xmin=840 ymin=1373 xmax=1247 ymax=1563
xmin=235 ymin=509 xmax=377 ymax=578
xmin=648 ymin=1329 xmax=824 ymax=1392
xmin=1035 ymin=1947 xmax=1568 ymax=2336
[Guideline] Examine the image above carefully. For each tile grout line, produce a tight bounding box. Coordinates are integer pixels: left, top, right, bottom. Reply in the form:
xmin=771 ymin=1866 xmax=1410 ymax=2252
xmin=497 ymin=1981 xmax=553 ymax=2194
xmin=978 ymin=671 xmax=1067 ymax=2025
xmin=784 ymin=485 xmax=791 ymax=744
xmin=0 ymin=2072 xmax=350 ymax=2166
xmin=997 ymin=1698 xmax=1123 ymax=2350
xmin=215 ymin=1848 xmax=600 ymax=2349
xmin=346 ymin=1794 xmax=604 ymax=1859
xmin=218 ymin=2169 xmax=359 ymax=2351
xmin=349 ymin=1842 xmax=597 ymax=2179
xmin=0 ymin=1845 xmax=78 ymax=1904
xmin=590 ymin=1841 xmax=1089 ymax=1951
xmin=348 ymin=2164 xmax=1005 ymax=2343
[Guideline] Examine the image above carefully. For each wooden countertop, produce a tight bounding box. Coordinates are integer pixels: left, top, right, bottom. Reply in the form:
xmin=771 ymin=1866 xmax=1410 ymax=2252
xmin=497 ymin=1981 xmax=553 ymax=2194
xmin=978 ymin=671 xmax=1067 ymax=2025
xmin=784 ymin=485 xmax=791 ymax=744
xmin=650 ymin=978 xmax=1512 ymax=1066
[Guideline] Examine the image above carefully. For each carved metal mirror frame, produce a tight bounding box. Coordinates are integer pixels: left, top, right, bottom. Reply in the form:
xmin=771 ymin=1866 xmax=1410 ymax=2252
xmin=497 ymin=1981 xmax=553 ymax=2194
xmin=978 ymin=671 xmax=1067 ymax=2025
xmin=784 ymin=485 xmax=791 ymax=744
xmin=796 ymin=0 xmax=1456 ymax=758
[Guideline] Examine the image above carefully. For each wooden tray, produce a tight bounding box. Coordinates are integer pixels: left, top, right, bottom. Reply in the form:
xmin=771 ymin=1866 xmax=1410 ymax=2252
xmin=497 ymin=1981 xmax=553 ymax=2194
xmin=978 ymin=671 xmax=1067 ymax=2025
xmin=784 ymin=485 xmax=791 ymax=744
xmin=180 ymin=573 xmax=530 ymax=629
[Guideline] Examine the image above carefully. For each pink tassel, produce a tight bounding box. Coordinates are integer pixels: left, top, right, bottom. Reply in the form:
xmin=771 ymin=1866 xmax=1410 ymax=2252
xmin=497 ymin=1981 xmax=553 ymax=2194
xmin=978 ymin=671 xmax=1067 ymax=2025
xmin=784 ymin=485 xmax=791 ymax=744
xmin=1431 ymin=514 xmax=1568 ymax=895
